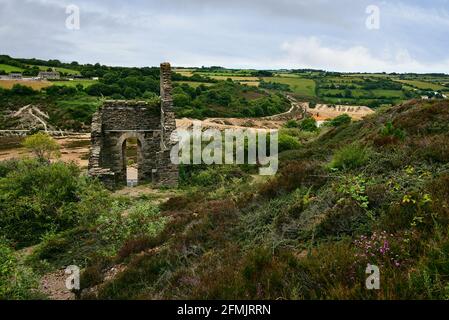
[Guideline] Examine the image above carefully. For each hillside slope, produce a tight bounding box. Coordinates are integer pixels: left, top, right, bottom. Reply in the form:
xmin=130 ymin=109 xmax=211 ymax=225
xmin=13 ymin=99 xmax=449 ymax=300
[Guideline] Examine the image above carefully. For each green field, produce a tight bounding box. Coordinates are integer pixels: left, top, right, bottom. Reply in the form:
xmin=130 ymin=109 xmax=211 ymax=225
xmin=0 ymin=63 xmax=80 ymax=75
xmin=396 ymin=79 xmax=446 ymax=91
xmin=0 ymin=64 xmax=24 ymax=73
xmin=262 ymin=76 xmax=316 ymax=96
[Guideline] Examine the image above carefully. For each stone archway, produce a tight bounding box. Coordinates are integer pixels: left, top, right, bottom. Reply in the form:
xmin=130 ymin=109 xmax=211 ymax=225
xmin=118 ymin=132 xmax=144 ymax=186
xmin=88 ymin=63 xmax=178 ymax=188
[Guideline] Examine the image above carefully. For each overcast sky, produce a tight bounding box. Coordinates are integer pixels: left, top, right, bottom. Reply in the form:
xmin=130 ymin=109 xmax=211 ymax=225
xmin=1 ymin=0 xmax=449 ymax=72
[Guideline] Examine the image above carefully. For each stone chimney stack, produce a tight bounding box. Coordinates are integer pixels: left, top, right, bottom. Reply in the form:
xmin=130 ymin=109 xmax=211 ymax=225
xmin=160 ymin=62 xmax=176 ymax=150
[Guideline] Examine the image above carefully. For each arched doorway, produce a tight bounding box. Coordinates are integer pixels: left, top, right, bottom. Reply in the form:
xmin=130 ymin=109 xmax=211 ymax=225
xmin=120 ymin=134 xmax=144 ymax=187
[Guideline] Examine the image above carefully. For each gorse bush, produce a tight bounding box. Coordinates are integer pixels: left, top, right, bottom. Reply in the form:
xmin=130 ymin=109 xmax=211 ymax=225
xmin=328 ymin=144 xmax=373 ymax=170
xmin=23 ymin=132 xmax=61 ymax=161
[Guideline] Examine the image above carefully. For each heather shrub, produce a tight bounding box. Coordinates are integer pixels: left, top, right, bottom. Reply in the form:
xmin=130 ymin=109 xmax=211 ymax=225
xmin=259 ymin=161 xmax=327 ymax=198
xmin=315 ymin=199 xmax=367 ymax=238
xmin=117 ymin=236 xmax=154 ymax=262
xmin=353 ymin=231 xmax=410 ymax=269
xmin=416 ymin=134 xmax=449 ymax=163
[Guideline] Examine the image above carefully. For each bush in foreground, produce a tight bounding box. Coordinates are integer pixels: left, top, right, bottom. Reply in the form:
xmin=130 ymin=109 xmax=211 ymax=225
xmin=0 ymin=159 xmax=107 ymax=247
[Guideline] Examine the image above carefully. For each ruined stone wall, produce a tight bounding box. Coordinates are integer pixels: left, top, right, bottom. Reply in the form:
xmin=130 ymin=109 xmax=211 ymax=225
xmin=101 ymin=102 xmax=160 ymax=131
xmin=88 ymin=63 xmax=178 ymax=188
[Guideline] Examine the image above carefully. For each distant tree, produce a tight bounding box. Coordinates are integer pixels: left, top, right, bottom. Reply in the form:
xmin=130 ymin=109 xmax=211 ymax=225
xmin=23 ymin=133 xmax=61 ymax=161
xmin=102 ymin=72 xmax=119 ymax=85
xmin=123 ymin=87 xmax=137 ymax=99
xmin=173 ymin=93 xmax=191 ymax=108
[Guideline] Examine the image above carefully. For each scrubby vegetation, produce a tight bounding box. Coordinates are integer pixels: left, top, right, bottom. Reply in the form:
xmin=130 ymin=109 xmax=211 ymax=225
xmin=2 ymin=99 xmax=447 ymax=300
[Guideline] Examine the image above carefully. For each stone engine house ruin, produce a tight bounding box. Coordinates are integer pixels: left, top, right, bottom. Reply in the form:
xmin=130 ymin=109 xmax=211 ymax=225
xmin=88 ymin=63 xmax=178 ymax=188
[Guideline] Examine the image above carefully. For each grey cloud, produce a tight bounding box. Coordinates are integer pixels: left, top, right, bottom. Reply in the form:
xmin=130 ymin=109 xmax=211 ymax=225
xmin=0 ymin=0 xmax=448 ymax=72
